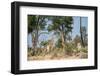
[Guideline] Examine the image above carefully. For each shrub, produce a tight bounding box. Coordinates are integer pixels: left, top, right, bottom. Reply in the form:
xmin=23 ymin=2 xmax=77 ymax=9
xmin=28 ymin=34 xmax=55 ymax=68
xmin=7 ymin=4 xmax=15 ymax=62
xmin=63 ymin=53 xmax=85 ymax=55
xmin=79 ymin=47 xmax=88 ymax=53
xmin=65 ymin=43 xmax=74 ymax=55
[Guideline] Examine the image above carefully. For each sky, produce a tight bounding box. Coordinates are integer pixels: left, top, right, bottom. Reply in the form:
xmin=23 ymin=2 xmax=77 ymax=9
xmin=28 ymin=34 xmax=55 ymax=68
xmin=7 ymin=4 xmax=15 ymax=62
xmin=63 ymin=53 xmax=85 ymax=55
xmin=28 ymin=16 xmax=88 ymax=48
xmin=72 ymin=16 xmax=88 ymax=39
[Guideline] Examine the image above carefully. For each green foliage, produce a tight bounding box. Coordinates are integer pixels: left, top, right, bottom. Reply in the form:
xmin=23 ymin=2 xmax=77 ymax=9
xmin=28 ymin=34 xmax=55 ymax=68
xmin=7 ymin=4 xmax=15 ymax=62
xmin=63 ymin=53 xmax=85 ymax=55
xmin=28 ymin=15 xmax=47 ymax=33
xmin=79 ymin=47 xmax=88 ymax=53
xmin=48 ymin=16 xmax=73 ymax=32
xmin=28 ymin=15 xmax=36 ymax=33
xmin=40 ymin=41 xmax=48 ymax=47
xmin=65 ymin=42 xmax=74 ymax=54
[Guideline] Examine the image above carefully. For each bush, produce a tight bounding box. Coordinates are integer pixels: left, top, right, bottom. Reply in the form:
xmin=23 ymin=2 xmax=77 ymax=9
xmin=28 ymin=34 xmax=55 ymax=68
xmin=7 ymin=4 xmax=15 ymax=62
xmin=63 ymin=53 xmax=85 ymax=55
xmin=79 ymin=47 xmax=88 ymax=53
xmin=65 ymin=42 xmax=75 ymax=55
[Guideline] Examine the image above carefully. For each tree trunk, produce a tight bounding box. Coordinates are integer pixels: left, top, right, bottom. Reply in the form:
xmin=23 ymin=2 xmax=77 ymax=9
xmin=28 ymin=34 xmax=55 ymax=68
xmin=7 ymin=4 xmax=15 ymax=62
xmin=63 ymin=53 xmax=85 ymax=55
xmin=80 ymin=17 xmax=85 ymax=47
xmin=32 ymin=16 xmax=40 ymax=55
xmin=60 ymin=32 xmax=65 ymax=52
xmin=31 ymin=32 xmax=36 ymax=55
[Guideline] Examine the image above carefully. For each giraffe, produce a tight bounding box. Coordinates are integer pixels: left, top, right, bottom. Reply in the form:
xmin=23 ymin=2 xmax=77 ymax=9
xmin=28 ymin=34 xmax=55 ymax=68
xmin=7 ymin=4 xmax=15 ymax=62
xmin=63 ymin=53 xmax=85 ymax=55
xmin=45 ymin=39 xmax=54 ymax=53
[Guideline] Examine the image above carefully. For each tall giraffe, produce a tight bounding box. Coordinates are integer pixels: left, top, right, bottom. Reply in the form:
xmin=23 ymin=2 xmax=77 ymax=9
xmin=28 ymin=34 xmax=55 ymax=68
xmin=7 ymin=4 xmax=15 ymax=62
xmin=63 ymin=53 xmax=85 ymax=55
xmin=46 ymin=39 xmax=54 ymax=53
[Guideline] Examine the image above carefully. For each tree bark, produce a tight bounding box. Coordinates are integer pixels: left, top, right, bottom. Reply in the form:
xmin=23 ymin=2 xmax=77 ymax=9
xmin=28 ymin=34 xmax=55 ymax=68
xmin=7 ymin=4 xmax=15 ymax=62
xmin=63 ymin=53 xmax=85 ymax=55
xmin=60 ymin=31 xmax=65 ymax=52
xmin=80 ymin=17 xmax=85 ymax=47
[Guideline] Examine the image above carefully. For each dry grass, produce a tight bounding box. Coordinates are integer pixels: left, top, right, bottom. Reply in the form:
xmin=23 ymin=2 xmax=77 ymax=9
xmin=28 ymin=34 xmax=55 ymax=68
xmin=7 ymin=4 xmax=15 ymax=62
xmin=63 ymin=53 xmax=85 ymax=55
xmin=27 ymin=51 xmax=88 ymax=61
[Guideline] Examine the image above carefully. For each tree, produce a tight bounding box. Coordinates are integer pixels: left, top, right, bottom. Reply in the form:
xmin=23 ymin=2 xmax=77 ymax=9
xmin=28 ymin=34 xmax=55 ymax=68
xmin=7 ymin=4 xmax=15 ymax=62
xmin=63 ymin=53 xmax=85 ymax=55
xmin=48 ymin=16 xmax=73 ymax=51
xmin=28 ymin=15 xmax=36 ymax=33
xmin=80 ymin=17 xmax=85 ymax=47
xmin=74 ymin=35 xmax=81 ymax=46
xmin=28 ymin=15 xmax=47 ymax=54
xmin=81 ymin=26 xmax=88 ymax=47
xmin=80 ymin=17 xmax=88 ymax=47
xmin=28 ymin=15 xmax=36 ymax=50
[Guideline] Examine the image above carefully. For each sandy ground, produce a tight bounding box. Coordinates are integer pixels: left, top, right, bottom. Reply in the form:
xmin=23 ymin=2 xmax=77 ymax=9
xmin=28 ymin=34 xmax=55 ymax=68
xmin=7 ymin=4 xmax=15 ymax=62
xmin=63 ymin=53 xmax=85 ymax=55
xmin=27 ymin=52 xmax=88 ymax=61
